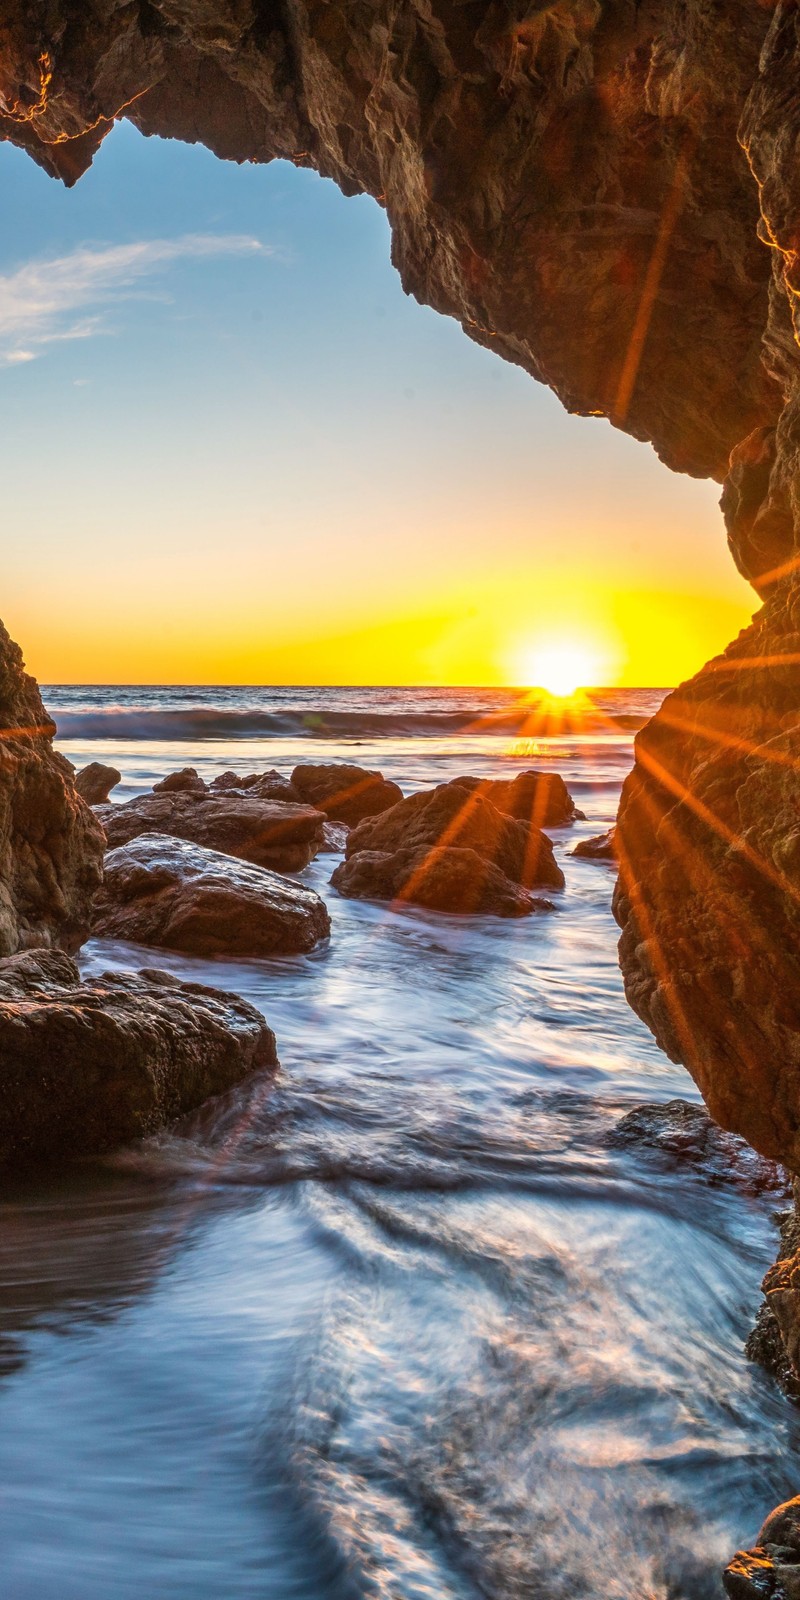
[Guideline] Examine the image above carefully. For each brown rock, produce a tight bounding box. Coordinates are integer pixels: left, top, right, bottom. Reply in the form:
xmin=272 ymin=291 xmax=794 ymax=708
xmin=290 ymin=762 xmax=402 ymax=824
xmin=0 ymin=2 xmax=780 ymax=480
xmin=210 ymin=769 xmax=298 ymax=802
xmin=452 ymin=771 xmax=584 ymax=828
xmin=724 ymin=1498 xmax=800 ymax=1599
xmin=93 ymin=832 xmax=330 ymax=957
xmin=333 ymin=779 xmax=563 ymax=914
xmin=0 ymin=948 xmax=276 ymax=1167
xmin=94 ymin=791 xmax=326 ymax=874
xmin=0 ymin=618 xmax=104 ymax=956
xmin=74 ymin=761 xmax=121 ymax=805
xmin=153 ymin=766 xmax=207 ymax=794
xmin=331 ymin=845 xmax=552 ymax=918
xmin=572 ymin=828 xmax=617 ymax=861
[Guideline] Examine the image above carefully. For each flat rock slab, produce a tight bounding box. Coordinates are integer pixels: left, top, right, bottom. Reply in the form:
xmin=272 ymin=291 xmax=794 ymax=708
xmin=291 ymin=762 xmax=402 ymax=824
xmin=95 ymin=790 xmax=326 ymax=873
xmin=0 ymin=949 xmax=277 ymax=1167
xmin=94 ymin=833 xmax=331 ymax=957
xmin=333 ymin=779 xmax=564 ymax=915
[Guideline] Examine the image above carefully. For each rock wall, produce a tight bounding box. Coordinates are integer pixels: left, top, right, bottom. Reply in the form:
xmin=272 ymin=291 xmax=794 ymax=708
xmin=0 ymin=619 xmax=103 ymax=955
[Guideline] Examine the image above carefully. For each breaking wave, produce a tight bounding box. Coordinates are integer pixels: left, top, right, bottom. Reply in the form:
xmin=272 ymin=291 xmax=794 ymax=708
xmin=52 ymin=705 xmax=648 ymax=742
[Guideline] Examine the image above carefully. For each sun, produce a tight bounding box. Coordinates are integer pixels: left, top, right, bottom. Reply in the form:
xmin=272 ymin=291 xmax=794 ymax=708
xmin=516 ymin=638 xmax=602 ymax=698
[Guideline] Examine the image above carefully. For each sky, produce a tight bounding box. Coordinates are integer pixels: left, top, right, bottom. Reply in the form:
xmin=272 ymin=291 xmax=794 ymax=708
xmin=0 ymin=120 xmax=756 ymax=687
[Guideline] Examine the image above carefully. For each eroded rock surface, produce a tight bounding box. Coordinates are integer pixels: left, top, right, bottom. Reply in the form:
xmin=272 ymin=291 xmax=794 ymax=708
xmin=453 ymin=771 xmax=583 ymax=828
xmin=95 ymin=790 xmax=326 ymax=873
xmin=291 ymin=762 xmax=402 ymax=825
xmin=74 ymin=762 xmax=121 ymax=805
xmin=0 ymin=619 xmax=104 ymax=956
xmin=332 ymin=778 xmax=563 ymax=914
xmin=572 ymin=828 xmax=616 ymax=861
xmin=0 ymin=949 xmax=276 ymax=1166
xmin=93 ymin=832 xmax=331 ymax=957
xmin=725 ymin=1497 xmax=800 ymax=1599
xmin=210 ymin=769 xmax=298 ymax=802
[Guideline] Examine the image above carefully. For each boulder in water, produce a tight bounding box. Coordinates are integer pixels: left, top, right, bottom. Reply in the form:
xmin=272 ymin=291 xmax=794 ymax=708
xmin=571 ymin=828 xmax=616 ymax=861
xmin=332 ymin=779 xmax=563 ymax=914
xmin=93 ymin=833 xmax=330 ymax=957
xmin=74 ymin=762 xmax=121 ymax=805
xmin=153 ymin=767 xmax=207 ymax=795
xmin=94 ymin=791 xmax=326 ymax=873
xmin=0 ymin=949 xmax=276 ymax=1167
xmin=453 ymin=771 xmax=584 ymax=827
xmin=210 ymin=769 xmax=299 ymax=802
xmin=291 ymin=762 xmax=403 ymax=824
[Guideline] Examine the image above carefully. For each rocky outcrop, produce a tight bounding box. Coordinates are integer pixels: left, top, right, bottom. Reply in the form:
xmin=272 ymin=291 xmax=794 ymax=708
xmin=332 ymin=778 xmax=562 ymax=914
xmin=724 ymin=1497 xmax=800 ymax=1599
xmin=0 ymin=1 xmax=782 ymax=481
xmin=74 ymin=762 xmax=121 ymax=804
xmin=95 ymin=790 xmax=326 ymax=873
xmin=93 ymin=832 xmax=331 ymax=957
xmin=0 ymin=618 xmax=104 ymax=955
xmin=290 ymin=763 xmax=403 ymax=825
xmin=0 ymin=948 xmax=276 ymax=1165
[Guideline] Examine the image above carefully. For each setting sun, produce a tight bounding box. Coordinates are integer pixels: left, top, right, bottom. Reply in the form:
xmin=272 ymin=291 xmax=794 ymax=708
xmin=514 ymin=638 xmax=608 ymax=698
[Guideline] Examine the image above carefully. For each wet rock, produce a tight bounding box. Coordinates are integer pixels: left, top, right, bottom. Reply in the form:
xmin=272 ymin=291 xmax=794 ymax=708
xmin=93 ymin=832 xmax=331 ymax=957
xmin=571 ymin=828 xmax=616 ymax=861
xmin=74 ymin=762 xmax=121 ymax=805
xmin=332 ymin=779 xmax=563 ymax=914
xmin=0 ymin=617 xmax=104 ymax=956
xmin=210 ymin=769 xmax=299 ymax=802
xmin=0 ymin=948 xmax=276 ymax=1166
xmin=724 ymin=1497 xmax=800 ymax=1598
xmin=290 ymin=762 xmax=403 ymax=825
xmin=94 ymin=791 xmax=326 ymax=874
xmin=331 ymin=845 xmax=552 ymax=917
xmin=611 ymin=1100 xmax=788 ymax=1198
xmin=153 ymin=766 xmax=207 ymax=795
xmin=453 ymin=771 xmax=584 ymax=827
xmin=319 ymin=821 xmax=349 ymax=854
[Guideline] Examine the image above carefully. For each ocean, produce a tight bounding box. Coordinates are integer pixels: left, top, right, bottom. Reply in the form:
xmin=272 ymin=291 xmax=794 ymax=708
xmin=0 ymin=682 xmax=795 ymax=1599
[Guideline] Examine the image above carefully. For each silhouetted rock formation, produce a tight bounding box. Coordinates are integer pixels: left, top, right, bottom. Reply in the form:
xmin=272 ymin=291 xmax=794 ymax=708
xmin=74 ymin=761 xmax=121 ymax=804
xmin=95 ymin=790 xmax=326 ymax=873
xmin=0 ymin=619 xmax=103 ymax=955
xmin=94 ymin=832 xmax=330 ymax=956
xmin=332 ymin=779 xmax=563 ymax=914
xmin=291 ymin=762 xmax=403 ymax=824
xmin=0 ymin=949 xmax=276 ymax=1166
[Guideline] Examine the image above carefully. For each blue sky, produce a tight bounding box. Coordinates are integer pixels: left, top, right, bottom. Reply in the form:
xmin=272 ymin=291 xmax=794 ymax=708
xmin=0 ymin=121 xmax=753 ymax=684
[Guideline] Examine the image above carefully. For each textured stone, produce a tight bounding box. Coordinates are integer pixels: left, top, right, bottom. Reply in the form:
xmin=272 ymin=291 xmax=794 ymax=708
xmin=93 ymin=832 xmax=331 ymax=957
xmin=452 ymin=771 xmax=583 ymax=828
xmin=332 ymin=778 xmax=563 ymax=913
xmin=290 ymin=762 xmax=402 ymax=824
xmin=725 ymin=1498 xmax=800 ymax=1600
xmin=0 ymin=948 xmax=276 ymax=1166
xmin=210 ymin=769 xmax=298 ymax=802
xmin=0 ymin=1 xmax=781 ymax=481
xmin=74 ymin=762 xmax=121 ymax=805
xmin=572 ymin=828 xmax=616 ymax=860
xmin=0 ymin=618 xmax=104 ymax=956
xmin=152 ymin=766 xmax=207 ymax=794
xmin=94 ymin=790 xmax=326 ymax=873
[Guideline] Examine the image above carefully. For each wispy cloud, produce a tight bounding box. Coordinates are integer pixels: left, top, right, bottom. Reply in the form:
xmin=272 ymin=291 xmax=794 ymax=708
xmin=0 ymin=234 xmax=267 ymax=367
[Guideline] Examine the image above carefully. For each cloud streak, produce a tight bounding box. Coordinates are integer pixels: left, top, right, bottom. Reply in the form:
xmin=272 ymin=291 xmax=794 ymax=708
xmin=0 ymin=234 xmax=267 ymax=367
